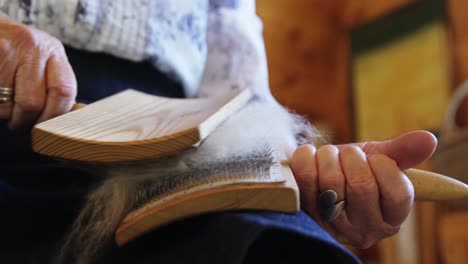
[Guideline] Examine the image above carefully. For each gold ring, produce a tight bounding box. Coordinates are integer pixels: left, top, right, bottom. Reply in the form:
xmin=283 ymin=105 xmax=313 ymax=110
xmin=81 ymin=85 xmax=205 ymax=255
xmin=0 ymin=87 xmax=14 ymax=96
xmin=0 ymin=95 xmax=13 ymax=104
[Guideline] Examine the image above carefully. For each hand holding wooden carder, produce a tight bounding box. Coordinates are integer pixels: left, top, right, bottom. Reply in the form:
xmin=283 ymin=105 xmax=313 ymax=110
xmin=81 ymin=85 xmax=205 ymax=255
xmin=30 ymin=89 xmax=468 ymax=247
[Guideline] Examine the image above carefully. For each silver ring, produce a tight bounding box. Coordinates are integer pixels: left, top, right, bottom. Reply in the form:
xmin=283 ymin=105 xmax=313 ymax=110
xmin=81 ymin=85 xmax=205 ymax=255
xmin=0 ymin=87 xmax=14 ymax=96
xmin=318 ymin=190 xmax=346 ymax=222
xmin=0 ymin=96 xmax=12 ymax=104
xmin=0 ymin=96 xmax=13 ymax=104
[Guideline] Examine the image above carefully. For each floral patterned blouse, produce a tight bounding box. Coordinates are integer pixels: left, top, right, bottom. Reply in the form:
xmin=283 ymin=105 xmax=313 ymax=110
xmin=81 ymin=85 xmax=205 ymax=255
xmin=0 ymin=0 xmax=271 ymax=98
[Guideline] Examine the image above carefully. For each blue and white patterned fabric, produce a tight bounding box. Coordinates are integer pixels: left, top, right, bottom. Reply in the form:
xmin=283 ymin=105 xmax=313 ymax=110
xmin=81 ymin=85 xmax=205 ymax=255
xmin=0 ymin=0 xmax=270 ymax=98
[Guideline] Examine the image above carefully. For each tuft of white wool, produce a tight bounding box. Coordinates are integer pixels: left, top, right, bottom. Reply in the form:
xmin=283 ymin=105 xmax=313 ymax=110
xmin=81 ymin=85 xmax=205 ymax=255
xmin=54 ymin=99 xmax=320 ymax=264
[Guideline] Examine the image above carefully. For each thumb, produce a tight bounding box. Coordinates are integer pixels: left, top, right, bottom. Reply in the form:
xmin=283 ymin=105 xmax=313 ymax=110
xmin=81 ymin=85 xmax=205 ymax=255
xmin=351 ymin=130 xmax=438 ymax=170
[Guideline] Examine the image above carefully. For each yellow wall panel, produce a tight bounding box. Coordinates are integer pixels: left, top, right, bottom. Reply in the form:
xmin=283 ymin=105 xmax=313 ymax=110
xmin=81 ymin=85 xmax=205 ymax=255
xmin=353 ymin=21 xmax=450 ymax=141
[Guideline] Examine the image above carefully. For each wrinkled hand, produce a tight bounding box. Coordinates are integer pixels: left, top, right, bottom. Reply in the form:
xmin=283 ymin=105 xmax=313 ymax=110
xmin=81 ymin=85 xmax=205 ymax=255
xmin=0 ymin=13 xmax=76 ymax=129
xmin=290 ymin=130 xmax=437 ymax=248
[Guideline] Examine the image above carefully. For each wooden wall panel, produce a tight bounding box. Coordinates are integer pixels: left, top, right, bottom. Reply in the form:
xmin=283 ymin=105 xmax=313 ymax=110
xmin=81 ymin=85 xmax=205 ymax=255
xmin=341 ymin=0 xmax=416 ymax=29
xmin=256 ymin=0 xmax=352 ymax=143
xmin=352 ymin=21 xmax=450 ymax=142
xmin=447 ymin=0 xmax=468 ymax=126
xmin=447 ymin=0 xmax=468 ymax=83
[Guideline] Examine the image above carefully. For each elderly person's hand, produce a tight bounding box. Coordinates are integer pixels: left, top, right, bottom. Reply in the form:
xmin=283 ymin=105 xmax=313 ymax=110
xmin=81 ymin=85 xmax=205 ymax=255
xmin=0 ymin=13 xmax=76 ymax=129
xmin=290 ymin=130 xmax=437 ymax=248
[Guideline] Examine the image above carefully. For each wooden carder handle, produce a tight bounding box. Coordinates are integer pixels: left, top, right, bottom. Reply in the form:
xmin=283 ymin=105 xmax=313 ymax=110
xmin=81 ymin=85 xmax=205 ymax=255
xmin=405 ymin=168 xmax=468 ymax=201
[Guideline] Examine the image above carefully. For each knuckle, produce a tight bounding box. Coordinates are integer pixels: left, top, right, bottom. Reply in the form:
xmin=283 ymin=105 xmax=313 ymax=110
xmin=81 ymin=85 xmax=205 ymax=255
xmin=48 ymin=83 xmax=76 ymax=100
xmin=340 ymin=145 xmax=361 ymax=154
xmin=11 ymin=24 xmax=64 ymax=55
xmin=399 ymin=187 xmax=414 ymax=204
xmin=390 ymin=187 xmax=414 ymax=209
xmin=0 ymin=39 xmax=11 ymax=53
xmin=318 ymin=144 xmax=338 ymax=154
xmin=13 ymin=24 xmax=38 ymax=45
xmin=293 ymin=144 xmax=316 ymax=162
xmin=340 ymin=145 xmax=365 ymax=160
xmin=49 ymin=38 xmax=66 ymax=55
xmin=49 ymin=35 xmax=63 ymax=47
xmin=298 ymin=144 xmax=317 ymax=153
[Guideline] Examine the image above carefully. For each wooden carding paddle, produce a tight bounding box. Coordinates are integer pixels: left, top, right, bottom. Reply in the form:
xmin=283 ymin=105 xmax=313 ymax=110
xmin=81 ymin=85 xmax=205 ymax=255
xmin=109 ymin=144 xmax=468 ymax=246
xmin=32 ymin=89 xmax=252 ymax=162
xmin=114 ymin=159 xmax=468 ymax=246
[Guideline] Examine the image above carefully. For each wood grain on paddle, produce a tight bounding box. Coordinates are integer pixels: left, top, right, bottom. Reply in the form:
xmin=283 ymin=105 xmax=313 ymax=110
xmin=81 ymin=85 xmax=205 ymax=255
xmin=32 ymin=89 xmax=252 ymax=162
